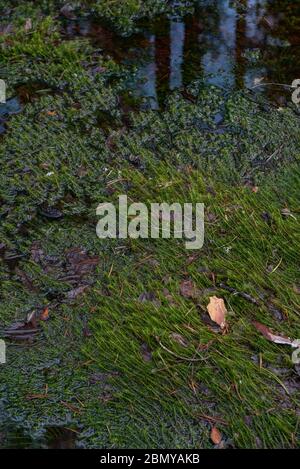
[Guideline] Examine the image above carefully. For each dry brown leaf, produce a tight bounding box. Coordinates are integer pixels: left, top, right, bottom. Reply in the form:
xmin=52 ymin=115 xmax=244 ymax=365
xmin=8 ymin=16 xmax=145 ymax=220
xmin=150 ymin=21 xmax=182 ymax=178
xmin=253 ymin=321 xmax=297 ymax=347
xmin=0 ymin=24 xmax=14 ymax=36
xmin=180 ymin=279 xmax=198 ymax=298
xmin=170 ymin=332 xmax=188 ymax=348
xmin=67 ymin=285 xmax=88 ymax=299
xmin=281 ymin=208 xmax=296 ymax=220
xmin=211 ymin=426 xmax=222 ymax=445
xmin=60 ymin=4 xmax=76 ymax=19
xmin=253 ymin=77 xmax=265 ymax=86
xmin=162 ymin=288 xmax=176 ymax=306
xmin=24 ymin=18 xmax=32 ymax=31
xmin=26 ymin=393 xmax=48 ymax=400
xmin=40 ymin=307 xmax=49 ymax=321
xmin=140 ymin=343 xmax=152 ymax=362
xmin=207 ymin=296 xmax=227 ymax=329
xmin=293 ymin=285 xmax=300 ymax=295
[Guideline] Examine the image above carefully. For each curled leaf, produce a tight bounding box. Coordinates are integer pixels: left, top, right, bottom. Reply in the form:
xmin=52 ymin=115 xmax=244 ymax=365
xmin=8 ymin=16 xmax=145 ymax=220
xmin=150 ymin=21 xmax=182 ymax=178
xmin=211 ymin=426 xmax=222 ymax=445
xmin=253 ymin=321 xmax=297 ymax=347
xmin=40 ymin=307 xmax=49 ymax=321
xmin=207 ymin=296 xmax=227 ymax=329
xmin=180 ymin=279 xmax=199 ymax=299
xmin=24 ymin=18 xmax=32 ymax=32
xmin=170 ymin=332 xmax=188 ymax=348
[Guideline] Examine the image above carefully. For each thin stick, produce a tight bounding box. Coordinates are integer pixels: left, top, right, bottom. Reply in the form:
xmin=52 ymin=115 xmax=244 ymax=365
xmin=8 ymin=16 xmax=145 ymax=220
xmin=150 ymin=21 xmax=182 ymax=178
xmin=156 ymin=337 xmax=208 ymax=362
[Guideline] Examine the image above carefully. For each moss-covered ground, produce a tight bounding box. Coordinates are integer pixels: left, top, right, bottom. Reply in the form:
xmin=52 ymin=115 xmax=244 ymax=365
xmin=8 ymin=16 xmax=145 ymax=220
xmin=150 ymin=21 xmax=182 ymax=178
xmin=0 ymin=0 xmax=299 ymax=448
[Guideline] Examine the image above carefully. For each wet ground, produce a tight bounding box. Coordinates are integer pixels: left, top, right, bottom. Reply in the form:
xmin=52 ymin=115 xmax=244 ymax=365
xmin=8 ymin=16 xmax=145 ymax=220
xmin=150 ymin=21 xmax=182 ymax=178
xmin=61 ymin=0 xmax=300 ymax=108
xmin=1 ymin=0 xmax=299 ymax=131
xmin=0 ymin=0 xmax=299 ymax=450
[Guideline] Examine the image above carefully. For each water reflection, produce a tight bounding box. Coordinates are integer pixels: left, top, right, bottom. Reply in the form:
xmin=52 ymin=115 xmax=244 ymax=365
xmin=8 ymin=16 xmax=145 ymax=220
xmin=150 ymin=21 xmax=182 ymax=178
xmin=0 ymin=83 xmax=55 ymax=134
xmin=137 ymin=34 xmax=159 ymax=109
xmin=0 ymin=97 xmax=22 ymax=133
xmin=130 ymin=0 xmax=300 ymax=108
xmin=169 ymin=19 xmax=185 ymax=90
xmin=201 ymin=0 xmax=237 ymax=88
xmin=246 ymin=0 xmax=267 ymax=43
xmin=61 ymin=0 xmax=299 ymax=108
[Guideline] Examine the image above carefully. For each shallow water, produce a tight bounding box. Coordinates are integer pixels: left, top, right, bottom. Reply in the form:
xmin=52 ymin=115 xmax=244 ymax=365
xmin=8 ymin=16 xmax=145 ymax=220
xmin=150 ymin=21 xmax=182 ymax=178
xmin=62 ymin=0 xmax=300 ymax=109
xmin=0 ymin=1 xmax=299 ymax=449
xmin=0 ymin=83 xmax=56 ymax=134
xmin=1 ymin=0 xmax=299 ymax=129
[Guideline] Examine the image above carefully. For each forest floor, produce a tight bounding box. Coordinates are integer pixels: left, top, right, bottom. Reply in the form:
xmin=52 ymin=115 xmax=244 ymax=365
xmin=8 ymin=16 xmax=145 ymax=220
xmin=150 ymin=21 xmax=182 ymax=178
xmin=0 ymin=0 xmax=299 ymax=448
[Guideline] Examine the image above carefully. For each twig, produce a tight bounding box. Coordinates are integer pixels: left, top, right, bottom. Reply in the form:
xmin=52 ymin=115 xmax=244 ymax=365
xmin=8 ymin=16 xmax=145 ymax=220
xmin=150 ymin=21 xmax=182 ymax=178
xmin=156 ymin=336 xmax=208 ymax=362
xmin=197 ymin=414 xmax=228 ymax=426
xmin=218 ymin=283 xmax=260 ymax=305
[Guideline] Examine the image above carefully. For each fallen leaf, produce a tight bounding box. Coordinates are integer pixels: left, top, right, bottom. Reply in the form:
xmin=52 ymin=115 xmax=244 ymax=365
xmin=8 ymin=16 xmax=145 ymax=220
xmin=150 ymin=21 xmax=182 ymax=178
xmin=89 ymin=371 xmax=119 ymax=385
xmin=83 ymin=326 xmax=92 ymax=337
xmin=206 ymin=211 xmax=217 ymax=223
xmin=293 ymin=285 xmax=300 ymax=295
xmin=26 ymin=394 xmax=48 ymax=400
xmin=91 ymin=66 xmax=107 ymax=75
xmin=207 ymin=296 xmax=227 ymax=329
xmin=40 ymin=307 xmax=49 ymax=321
xmin=281 ymin=208 xmax=296 ymax=219
xmin=267 ymin=303 xmax=284 ymax=322
xmin=61 ymin=401 xmax=81 ymax=414
xmin=15 ymin=268 xmax=37 ymax=292
xmin=211 ymin=426 xmax=222 ymax=445
xmin=46 ymin=110 xmax=57 ymax=116
xmin=3 ymin=316 xmax=39 ymax=341
xmin=162 ymin=288 xmax=176 ymax=306
xmin=24 ymin=18 xmax=32 ymax=31
xmin=170 ymin=332 xmax=188 ymax=348
xmin=138 ymin=291 xmax=161 ymax=307
xmin=186 ymin=253 xmax=200 ymax=265
xmin=253 ymin=77 xmax=265 ymax=86
xmin=253 ymin=321 xmax=298 ymax=347
xmin=140 ymin=343 xmax=152 ymax=362
xmin=0 ymin=243 xmax=6 ymax=256
xmin=67 ymin=285 xmax=88 ymax=299
xmin=77 ymin=165 xmax=88 ymax=177
xmin=30 ymin=243 xmax=45 ymax=264
xmin=180 ymin=279 xmax=199 ymax=299
xmin=73 ymin=257 xmax=99 ymax=272
xmin=60 ymin=4 xmax=75 ymax=19
xmin=39 ymin=205 xmax=63 ymax=220
xmin=0 ymin=24 xmax=13 ymax=35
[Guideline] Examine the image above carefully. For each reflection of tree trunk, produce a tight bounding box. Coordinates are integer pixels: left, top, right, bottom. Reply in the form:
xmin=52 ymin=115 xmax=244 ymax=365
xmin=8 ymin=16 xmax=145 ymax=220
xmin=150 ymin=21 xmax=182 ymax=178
xmin=235 ymin=1 xmax=247 ymax=89
xmin=169 ymin=19 xmax=185 ymax=90
xmin=244 ymin=0 xmax=267 ymax=90
xmin=245 ymin=0 xmax=267 ymax=44
xmin=202 ymin=0 xmax=237 ymax=89
xmin=182 ymin=14 xmax=203 ymax=86
xmin=138 ymin=34 xmax=159 ymax=110
xmin=155 ymin=18 xmax=171 ymax=105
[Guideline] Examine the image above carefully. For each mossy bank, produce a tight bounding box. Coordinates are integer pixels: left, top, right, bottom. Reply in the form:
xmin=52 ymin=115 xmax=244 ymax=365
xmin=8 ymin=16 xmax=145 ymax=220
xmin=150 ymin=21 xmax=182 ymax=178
xmin=0 ymin=0 xmax=299 ymax=448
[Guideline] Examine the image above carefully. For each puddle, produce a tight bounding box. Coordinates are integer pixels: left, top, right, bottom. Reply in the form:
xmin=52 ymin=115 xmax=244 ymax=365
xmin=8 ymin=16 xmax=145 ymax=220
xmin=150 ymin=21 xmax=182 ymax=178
xmin=0 ymin=97 xmax=21 ymax=134
xmin=0 ymin=83 xmax=56 ymax=134
xmin=1 ymin=425 xmax=77 ymax=449
xmin=43 ymin=426 xmax=77 ymax=449
xmin=62 ymin=0 xmax=300 ymax=108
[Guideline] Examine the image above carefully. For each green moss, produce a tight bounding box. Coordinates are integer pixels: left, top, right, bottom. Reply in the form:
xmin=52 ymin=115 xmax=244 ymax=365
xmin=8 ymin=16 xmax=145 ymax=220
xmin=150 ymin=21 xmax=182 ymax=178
xmin=0 ymin=0 xmax=299 ymax=449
